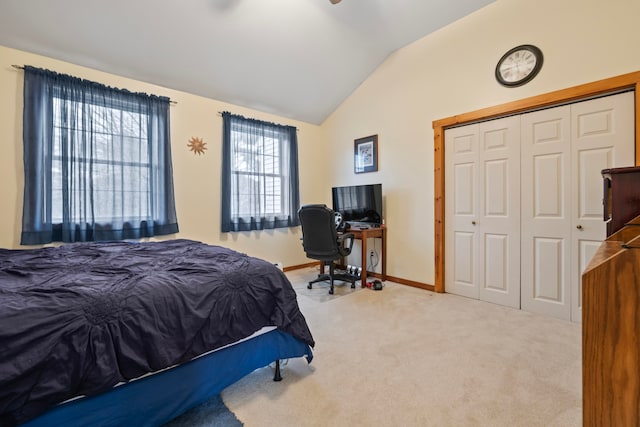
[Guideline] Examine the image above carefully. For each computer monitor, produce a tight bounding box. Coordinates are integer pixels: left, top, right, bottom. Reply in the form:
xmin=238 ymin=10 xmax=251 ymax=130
xmin=331 ymin=183 xmax=383 ymax=226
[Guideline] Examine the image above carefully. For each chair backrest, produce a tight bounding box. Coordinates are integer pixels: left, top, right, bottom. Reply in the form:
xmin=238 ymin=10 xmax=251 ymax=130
xmin=298 ymin=204 xmax=341 ymax=262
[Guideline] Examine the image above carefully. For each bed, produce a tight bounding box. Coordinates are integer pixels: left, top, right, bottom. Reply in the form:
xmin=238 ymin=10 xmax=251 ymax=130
xmin=0 ymin=239 xmax=315 ymax=426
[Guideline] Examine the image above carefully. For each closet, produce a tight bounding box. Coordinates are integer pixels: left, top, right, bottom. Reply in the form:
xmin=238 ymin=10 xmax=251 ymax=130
xmin=444 ymin=92 xmax=635 ymax=321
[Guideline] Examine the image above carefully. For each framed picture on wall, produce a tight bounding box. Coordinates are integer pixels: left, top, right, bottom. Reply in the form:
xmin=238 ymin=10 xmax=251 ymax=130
xmin=354 ymin=134 xmax=378 ymax=174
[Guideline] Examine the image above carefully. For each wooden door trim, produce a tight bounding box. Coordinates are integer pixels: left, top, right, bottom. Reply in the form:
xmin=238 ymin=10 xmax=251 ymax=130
xmin=433 ymin=70 xmax=640 ymax=293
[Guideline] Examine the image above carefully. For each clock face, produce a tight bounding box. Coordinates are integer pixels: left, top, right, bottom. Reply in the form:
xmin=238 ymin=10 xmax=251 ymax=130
xmin=495 ymin=45 xmax=543 ymax=87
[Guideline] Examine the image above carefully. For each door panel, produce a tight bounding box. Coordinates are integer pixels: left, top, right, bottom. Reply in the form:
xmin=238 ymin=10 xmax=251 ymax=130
xmin=533 ymin=237 xmax=565 ymax=303
xmin=478 ymin=117 xmax=520 ymax=308
xmin=577 ymin=148 xmax=612 ymax=219
xmin=485 ymin=160 xmax=507 ymax=215
xmin=534 ymin=154 xmax=563 ymax=217
xmin=521 ymin=106 xmax=572 ymax=319
xmin=454 ymin=163 xmax=475 ymax=215
xmin=484 ymin=233 xmax=508 ymax=292
xmin=570 ymin=92 xmax=635 ymax=322
xmin=453 ymin=231 xmax=475 ymax=286
xmin=445 ymin=125 xmax=480 ymax=299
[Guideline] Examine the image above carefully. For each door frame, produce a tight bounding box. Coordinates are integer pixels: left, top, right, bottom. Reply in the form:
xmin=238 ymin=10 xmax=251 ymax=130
xmin=433 ymin=70 xmax=640 ymax=293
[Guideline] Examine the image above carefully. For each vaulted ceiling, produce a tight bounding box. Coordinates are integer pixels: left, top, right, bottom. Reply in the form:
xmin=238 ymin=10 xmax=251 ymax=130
xmin=0 ymin=0 xmax=495 ymax=124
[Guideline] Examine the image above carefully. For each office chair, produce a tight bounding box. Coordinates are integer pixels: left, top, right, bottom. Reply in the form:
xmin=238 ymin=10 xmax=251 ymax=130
xmin=298 ymin=204 xmax=357 ymax=294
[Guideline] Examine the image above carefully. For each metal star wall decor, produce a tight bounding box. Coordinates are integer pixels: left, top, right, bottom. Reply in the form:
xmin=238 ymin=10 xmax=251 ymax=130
xmin=187 ymin=136 xmax=207 ymax=155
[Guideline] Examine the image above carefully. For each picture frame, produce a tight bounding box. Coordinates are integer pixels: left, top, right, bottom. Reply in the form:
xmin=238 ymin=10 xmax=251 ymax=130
xmin=354 ymin=134 xmax=378 ymax=174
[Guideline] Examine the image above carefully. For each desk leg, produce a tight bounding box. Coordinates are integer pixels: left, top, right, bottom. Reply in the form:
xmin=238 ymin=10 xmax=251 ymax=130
xmin=382 ymin=228 xmax=387 ymax=281
xmin=360 ymin=237 xmax=368 ymax=286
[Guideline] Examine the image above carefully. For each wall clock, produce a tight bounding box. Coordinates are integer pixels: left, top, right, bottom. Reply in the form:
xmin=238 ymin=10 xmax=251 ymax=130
xmin=495 ymin=44 xmax=543 ymax=87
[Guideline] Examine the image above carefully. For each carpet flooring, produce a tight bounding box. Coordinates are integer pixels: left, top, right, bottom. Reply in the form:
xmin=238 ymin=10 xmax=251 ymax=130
xmin=221 ymin=267 xmax=582 ymax=427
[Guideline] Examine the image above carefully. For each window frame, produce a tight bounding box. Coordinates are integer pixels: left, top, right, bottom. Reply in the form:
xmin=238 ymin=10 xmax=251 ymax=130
xmin=229 ymin=121 xmax=286 ymax=218
xmin=221 ymin=112 xmax=300 ymax=232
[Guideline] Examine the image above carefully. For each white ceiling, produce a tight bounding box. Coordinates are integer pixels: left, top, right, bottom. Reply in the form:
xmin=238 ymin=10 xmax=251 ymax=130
xmin=0 ymin=0 xmax=495 ymax=124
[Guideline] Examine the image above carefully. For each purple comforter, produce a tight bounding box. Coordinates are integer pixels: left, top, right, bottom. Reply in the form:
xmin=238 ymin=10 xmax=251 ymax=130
xmin=0 ymin=239 xmax=314 ymax=426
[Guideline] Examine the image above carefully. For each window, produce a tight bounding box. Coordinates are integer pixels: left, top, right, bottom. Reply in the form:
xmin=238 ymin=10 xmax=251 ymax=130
xmin=221 ymin=112 xmax=300 ymax=232
xmin=20 ymin=66 xmax=178 ymax=244
xmin=50 ymin=98 xmax=152 ymax=223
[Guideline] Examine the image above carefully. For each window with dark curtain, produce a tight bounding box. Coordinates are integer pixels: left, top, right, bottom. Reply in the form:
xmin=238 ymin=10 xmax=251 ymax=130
xmin=221 ymin=112 xmax=300 ymax=232
xmin=20 ymin=66 xmax=179 ymax=245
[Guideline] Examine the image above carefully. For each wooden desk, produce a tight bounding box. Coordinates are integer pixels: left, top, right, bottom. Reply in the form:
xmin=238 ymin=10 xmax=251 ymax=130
xmin=320 ymin=225 xmax=387 ymax=285
xmin=350 ymin=226 xmax=386 ymax=284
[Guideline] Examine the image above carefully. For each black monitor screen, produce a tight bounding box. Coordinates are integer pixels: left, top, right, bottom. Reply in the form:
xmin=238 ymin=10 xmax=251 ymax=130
xmin=332 ymin=184 xmax=382 ymax=225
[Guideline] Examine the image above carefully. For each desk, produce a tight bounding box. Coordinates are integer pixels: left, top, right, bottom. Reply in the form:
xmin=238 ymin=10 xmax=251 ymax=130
xmin=322 ymin=225 xmax=387 ymax=285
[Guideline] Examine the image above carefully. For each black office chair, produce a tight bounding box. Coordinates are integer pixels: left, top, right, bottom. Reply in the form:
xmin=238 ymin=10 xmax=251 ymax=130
xmin=298 ymin=204 xmax=357 ymax=294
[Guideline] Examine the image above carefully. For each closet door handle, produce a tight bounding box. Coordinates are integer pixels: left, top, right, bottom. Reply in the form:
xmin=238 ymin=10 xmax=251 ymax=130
xmin=576 ymin=225 xmax=583 ymax=230
xmin=472 ymin=221 xmax=476 ymax=225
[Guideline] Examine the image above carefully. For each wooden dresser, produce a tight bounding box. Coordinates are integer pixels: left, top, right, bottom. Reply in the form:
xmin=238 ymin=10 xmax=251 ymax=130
xmin=582 ymin=215 xmax=640 ymax=426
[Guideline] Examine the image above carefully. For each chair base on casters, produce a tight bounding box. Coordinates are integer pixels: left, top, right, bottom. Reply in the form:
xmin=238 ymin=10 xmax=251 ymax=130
xmin=308 ymin=263 xmax=357 ymax=295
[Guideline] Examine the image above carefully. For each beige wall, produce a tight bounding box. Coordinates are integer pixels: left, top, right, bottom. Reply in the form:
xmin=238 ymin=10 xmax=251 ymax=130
xmin=2 ymin=0 xmax=640 ymax=285
xmin=323 ymin=0 xmax=640 ymax=285
xmin=0 ymin=45 xmax=329 ymax=267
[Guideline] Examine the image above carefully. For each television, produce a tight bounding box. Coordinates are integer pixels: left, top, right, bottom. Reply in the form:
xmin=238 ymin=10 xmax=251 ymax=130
xmin=332 ymin=183 xmax=383 ymax=226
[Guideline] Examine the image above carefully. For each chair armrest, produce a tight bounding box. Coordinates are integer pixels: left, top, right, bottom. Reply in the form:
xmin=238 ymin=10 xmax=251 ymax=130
xmin=337 ymin=232 xmax=355 ymax=256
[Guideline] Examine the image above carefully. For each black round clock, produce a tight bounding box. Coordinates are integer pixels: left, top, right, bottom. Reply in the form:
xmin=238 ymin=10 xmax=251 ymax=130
xmin=495 ymin=44 xmax=543 ymax=87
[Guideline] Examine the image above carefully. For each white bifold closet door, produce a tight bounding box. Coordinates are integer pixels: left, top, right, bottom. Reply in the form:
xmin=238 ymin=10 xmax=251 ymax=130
xmin=445 ymin=91 xmax=634 ymax=321
xmin=521 ymin=92 xmax=635 ymax=321
xmin=444 ymin=115 xmax=521 ymax=308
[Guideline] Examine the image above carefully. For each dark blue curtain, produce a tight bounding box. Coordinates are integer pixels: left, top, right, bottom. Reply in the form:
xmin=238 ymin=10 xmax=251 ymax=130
xmin=20 ymin=66 xmax=179 ymax=244
xmin=221 ymin=112 xmax=300 ymax=232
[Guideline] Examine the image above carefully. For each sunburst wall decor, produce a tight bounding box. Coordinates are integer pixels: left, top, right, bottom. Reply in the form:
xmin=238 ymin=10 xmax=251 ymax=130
xmin=187 ymin=137 xmax=207 ymax=155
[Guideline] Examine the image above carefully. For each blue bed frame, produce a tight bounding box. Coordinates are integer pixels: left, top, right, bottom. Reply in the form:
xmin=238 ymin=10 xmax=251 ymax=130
xmin=21 ymin=329 xmax=313 ymax=427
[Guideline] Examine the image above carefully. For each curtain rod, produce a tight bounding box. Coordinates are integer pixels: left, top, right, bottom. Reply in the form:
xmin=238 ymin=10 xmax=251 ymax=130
xmin=11 ymin=64 xmax=177 ymax=105
xmin=217 ymin=111 xmax=299 ymax=131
